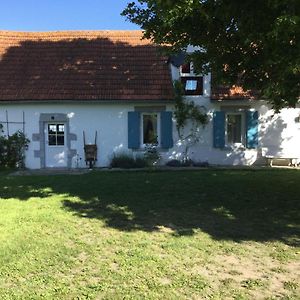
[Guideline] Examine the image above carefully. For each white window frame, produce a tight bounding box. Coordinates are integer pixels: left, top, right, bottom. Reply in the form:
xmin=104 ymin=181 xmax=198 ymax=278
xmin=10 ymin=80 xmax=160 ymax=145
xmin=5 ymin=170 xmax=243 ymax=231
xmin=140 ymin=112 xmax=160 ymax=147
xmin=180 ymin=62 xmax=194 ymax=77
xmin=180 ymin=61 xmax=203 ymax=96
xmin=225 ymin=112 xmax=246 ymax=147
xmin=47 ymin=123 xmax=66 ymax=147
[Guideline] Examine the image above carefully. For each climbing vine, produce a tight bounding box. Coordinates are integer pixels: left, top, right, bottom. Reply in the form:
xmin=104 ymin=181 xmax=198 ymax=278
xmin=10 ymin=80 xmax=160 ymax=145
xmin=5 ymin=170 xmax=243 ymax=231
xmin=0 ymin=124 xmax=30 ymax=169
xmin=174 ymin=80 xmax=208 ymax=138
xmin=173 ymin=80 xmax=208 ymax=161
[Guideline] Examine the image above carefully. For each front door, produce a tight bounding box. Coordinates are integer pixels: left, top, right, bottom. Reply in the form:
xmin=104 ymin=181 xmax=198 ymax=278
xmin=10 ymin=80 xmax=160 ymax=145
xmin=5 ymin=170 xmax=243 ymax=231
xmin=45 ymin=123 xmax=68 ymax=168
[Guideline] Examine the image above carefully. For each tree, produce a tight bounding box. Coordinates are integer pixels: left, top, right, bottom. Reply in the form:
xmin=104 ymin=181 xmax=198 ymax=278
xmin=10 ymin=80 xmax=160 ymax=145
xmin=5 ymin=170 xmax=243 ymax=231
xmin=122 ymin=0 xmax=300 ymax=111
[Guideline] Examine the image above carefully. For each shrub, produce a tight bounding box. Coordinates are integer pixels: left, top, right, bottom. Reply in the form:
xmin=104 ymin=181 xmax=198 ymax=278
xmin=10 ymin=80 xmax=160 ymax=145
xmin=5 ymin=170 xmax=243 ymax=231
xmin=166 ymin=159 xmax=209 ymax=167
xmin=110 ymin=153 xmax=136 ymax=169
xmin=143 ymin=145 xmax=161 ymax=166
xmin=166 ymin=159 xmax=182 ymax=167
xmin=134 ymin=155 xmax=148 ymax=168
xmin=110 ymin=152 xmax=148 ymax=169
xmin=166 ymin=159 xmax=194 ymax=167
xmin=0 ymin=127 xmax=30 ymax=169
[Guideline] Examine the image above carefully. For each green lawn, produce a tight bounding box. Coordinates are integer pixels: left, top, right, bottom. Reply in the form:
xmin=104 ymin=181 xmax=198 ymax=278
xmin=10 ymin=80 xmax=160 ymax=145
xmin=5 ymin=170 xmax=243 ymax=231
xmin=0 ymin=169 xmax=299 ymax=299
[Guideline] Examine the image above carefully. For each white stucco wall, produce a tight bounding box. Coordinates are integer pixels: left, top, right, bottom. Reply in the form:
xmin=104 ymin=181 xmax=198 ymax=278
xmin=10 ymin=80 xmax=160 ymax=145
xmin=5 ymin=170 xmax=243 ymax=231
xmin=1 ymin=103 xmax=138 ymax=169
xmin=166 ymin=64 xmax=300 ymax=166
xmin=1 ymin=99 xmax=300 ymax=169
xmin=165 ymin=97 xmax=300 ymax=166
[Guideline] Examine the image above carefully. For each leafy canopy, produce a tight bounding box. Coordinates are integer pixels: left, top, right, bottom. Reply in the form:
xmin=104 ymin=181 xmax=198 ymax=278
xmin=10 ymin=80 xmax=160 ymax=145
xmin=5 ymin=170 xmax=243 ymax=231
xmin=122 ymin=0 xmax=300 ymax=111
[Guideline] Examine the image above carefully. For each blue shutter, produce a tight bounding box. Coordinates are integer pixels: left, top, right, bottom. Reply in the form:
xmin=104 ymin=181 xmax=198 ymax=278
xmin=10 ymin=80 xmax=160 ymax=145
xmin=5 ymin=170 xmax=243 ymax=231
xmin=213 ymin=111 xmax=225 ymax=148
xmin=246 ymin=111 xmax=258 ymax=148
xmin=160 ymin=111 xmax=173 ymax=149
xmin=128 ymin=111 xmax=140 ymax=149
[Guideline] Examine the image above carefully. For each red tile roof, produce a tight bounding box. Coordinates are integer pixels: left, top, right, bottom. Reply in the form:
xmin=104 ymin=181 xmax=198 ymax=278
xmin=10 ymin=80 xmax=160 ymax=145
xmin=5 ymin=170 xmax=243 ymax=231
xmin=0 ymin=30 xmax=174 ymax=102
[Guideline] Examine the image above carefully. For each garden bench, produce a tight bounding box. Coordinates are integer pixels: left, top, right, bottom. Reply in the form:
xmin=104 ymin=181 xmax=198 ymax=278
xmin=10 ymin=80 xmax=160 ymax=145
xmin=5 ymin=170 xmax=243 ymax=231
xmin=266 ymin=156 xmax=299 ymax=167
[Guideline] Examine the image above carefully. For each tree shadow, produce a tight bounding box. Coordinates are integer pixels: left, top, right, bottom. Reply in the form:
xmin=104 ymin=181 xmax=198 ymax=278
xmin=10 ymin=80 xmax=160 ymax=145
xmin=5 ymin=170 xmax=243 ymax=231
xmin=0 ymin=34 xmax=299 ymax=246
xmin=0 ymin=32 xmax=173 ymax=101
xmin=0 ymin=170 xmax=299 ymax=246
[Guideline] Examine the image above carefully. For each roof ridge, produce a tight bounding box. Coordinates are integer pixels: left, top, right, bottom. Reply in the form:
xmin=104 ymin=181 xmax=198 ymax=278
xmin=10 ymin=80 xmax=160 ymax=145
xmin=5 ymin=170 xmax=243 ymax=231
xmin=0 ymin=30 xmax=143 ymax=35
xmin=0 ymin=30 xmax=147 ymax=41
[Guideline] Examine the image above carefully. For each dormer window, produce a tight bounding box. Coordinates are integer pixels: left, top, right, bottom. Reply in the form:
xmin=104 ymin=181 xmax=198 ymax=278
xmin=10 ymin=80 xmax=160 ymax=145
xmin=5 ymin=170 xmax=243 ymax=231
xmin=180 ymin=62 xmax=203 ymax=95
xmin=185 ymin=79 xmax=198 ymax=91
xmin=181 ymin=76 xmax=203 ymax=95
xmin=181 ymin=63 xmax=191 ymax=74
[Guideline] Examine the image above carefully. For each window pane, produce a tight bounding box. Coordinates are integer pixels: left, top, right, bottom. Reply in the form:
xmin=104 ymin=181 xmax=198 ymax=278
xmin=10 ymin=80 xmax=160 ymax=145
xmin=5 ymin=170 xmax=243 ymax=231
xmin=48 ymin=134 xmax=57 ymax=146
xmin=181 ymin=77 xmax=203 ymax=95
xmin=57 ymin=135 xmax=64 ymax=146
xmin=181 ymin=63 xmax=191 ymax=73
xmin=143 ymin=114 xmax=158 ymax=144
xmin=48 ymin=124 xmax=65 ymax=146
xmin=185 ymin=80 xmax=197 ymax=91
xmin=57 ymin=124 xmax=65 ymax=133
xmin=48 ymin=124 xmax=57 ymax=134
xmin=227 ymin=114 xmax=242 ymax=143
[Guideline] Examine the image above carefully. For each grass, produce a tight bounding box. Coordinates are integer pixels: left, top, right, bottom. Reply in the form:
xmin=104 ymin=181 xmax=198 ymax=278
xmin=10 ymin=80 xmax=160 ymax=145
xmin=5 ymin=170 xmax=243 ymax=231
xmin=0 ymin=169 xmax=299 ymax=299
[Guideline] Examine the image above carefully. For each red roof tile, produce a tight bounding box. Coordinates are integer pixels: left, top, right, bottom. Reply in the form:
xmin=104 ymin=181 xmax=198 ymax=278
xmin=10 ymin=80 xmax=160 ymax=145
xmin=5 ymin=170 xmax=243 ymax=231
xmin=0 ymin=30 xmax=174 ymax=101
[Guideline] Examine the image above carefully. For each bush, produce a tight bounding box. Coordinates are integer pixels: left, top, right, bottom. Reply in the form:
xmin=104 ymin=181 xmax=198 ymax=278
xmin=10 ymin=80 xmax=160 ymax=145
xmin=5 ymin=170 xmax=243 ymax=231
xmin=134 ymin=155 xmax=148 ymax=168
xmin=166 ymin=159 xmax=182 ymax=167
xmin=166 ymin=159 xmax=209 ymax=167
xmin=144 ymin=145 xmax=161 ymax=166
xmin=110 ymin=152 xmax=148 ymax=169
xmin=110 ymin=153 xmax=135 ymax=169
xmin=0 ymin=128 xmax=30 ymax=169
xmin=166 ymin=159 xmax=194 ymax=167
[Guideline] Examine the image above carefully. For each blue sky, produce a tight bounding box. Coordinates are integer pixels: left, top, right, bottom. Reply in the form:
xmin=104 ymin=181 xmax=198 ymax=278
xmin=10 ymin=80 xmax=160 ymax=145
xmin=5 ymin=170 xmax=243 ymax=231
xmin=0 ymin=0 xmax=140 ymax=31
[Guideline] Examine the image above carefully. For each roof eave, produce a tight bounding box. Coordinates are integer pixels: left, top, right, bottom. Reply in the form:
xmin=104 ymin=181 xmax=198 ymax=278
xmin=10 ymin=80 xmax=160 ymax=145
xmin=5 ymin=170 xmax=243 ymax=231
xmin=0 ymin=98 xmax=175 ymax=105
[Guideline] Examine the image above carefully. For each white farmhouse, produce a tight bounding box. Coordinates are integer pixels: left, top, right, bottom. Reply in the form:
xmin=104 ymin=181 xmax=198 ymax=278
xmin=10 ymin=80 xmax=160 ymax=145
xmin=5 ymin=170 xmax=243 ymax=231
xmin=0 ymin=30 xmax=299 ymax=169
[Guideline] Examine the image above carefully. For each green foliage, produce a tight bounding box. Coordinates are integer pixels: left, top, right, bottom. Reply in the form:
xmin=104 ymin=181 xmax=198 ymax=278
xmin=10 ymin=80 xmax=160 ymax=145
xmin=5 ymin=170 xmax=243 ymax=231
xmin=166 ymin=159 xmax=209 ymax=167
xmin=135 ymin=154 xmax=150 ymax=168
xmin=172 ymin=80 xmax=208 ymax=161
xmin=143 ymin=144 xmax=161 ymax=166
xmin=166 ymin=158 xmax=193 ymax=167
xmin=110 ymin=152 xmax=148 ymax=168
xmin=122 ymin=1 xmax=300 ymax=111
xmin=0 ymin=126 xmax=30 ymax=169
xmin=241 ymin=279 xmax=266 ymax=289
xmin=173 ymin=80 xmax=208 ymax=138
xmin=111 ymin=147 xmax=162 ymax=169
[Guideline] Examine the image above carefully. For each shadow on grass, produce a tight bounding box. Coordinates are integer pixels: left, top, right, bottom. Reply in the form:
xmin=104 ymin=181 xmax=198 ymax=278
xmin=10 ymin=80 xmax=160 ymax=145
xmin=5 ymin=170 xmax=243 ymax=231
xmin=0 ymin=169 xmax=299 ymax=245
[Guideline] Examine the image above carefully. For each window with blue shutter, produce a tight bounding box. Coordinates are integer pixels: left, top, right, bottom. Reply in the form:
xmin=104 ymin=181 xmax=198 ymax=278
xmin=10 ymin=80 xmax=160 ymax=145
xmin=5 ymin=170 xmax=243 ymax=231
xmin=213 ymin=110 xmax=258 ymax=149
xmin=213 ymin=111 xmax=225 ymax=148
xmin=160 ymin=111 xmax=173 ymax=149
xmin=128 ymin=111 xmax=140 ymax=149
xmin=246 ymin=111 xmax=258 ymax=148
xmin=226 ymin=113 xmax=244 ymax=144
xmin=142 ymin=114 xmax=158 ymax=144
